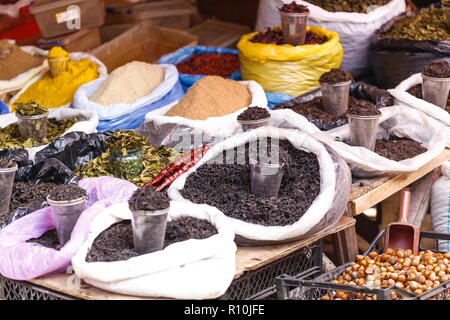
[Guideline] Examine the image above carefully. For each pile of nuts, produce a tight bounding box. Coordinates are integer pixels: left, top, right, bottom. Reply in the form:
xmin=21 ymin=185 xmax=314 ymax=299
xmin=321 ymin=249 xmax=450 ymax=300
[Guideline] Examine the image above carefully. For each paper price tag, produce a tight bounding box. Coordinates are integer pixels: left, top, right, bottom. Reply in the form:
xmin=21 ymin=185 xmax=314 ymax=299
xmin=55 ymin=8 xmax=80 ymax=24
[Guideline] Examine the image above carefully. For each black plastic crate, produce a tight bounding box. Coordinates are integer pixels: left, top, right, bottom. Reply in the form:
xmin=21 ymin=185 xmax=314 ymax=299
xmin=276 ymin=230 xmax=450 ymax=300
xmin=0 ymin=276 xmax=76 ymax=300
xmin=224 ymin=240 xmax=323 ymax=300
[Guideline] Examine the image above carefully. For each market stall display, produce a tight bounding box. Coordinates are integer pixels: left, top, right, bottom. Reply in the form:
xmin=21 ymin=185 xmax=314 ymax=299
xmin=371 ymin=7 xmax=450 ymax=89
xmin=255 ymin=0 xmax=406 ymax=78
xmin=431 ymin=161 xmax=450 ymax=252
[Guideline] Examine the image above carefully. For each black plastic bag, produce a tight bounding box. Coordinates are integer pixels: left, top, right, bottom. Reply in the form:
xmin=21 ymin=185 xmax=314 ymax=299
xmin=34 ymin=131 xmax=109 ymax=170
xmin=0 ymin=148 xmax=32 ymax=168
xmin=371 ymin=7 xmax=450 ymax=89
xmin=16 ymin=158 xmax=79 ymax=185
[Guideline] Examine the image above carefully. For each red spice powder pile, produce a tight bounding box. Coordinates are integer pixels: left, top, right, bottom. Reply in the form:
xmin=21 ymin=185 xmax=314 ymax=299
xmin=176 ymin=53 xmax=240 ymax=78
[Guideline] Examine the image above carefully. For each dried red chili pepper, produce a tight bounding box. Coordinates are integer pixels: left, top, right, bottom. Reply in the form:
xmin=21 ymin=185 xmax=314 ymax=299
xmin=176 ymin=53 xmax=240 ymax=78
xmin=279 ymin=1 xmax=309 ymax=13
xmin=250 ymin=27 xmax=327 ymax=45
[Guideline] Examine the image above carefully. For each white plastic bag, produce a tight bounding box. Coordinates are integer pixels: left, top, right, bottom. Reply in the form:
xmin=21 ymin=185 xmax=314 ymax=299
xmin=9 ymin=51 xmax=108 ymax=109
xmin=0 ymin=43 xmax=48 ymax=96
xmin=72 ymin=201 xmax=236 ymax=299
xmin=0 ymin=107 xmax=99 ymax=162
xmin=72 ymin=64 xmax=179 ymax=120
xmin=142 ymin=80 xmax=268 ymax=141
xmin=313 ymin=106 xmax=446 ymax=176
xmin=431 ymin=162 xmax=450 ymax=252
xmin=168 ymin=126 xmax=340 ymax=243
xmin=391 ymin=73 xmax=450 ymax=148
xmin=255 ymin=0 xmax=406 ymax=77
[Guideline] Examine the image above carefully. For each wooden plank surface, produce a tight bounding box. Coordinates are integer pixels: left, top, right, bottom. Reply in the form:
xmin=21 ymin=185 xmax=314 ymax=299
xmin=349 ymin=148 xmax=450 ymax=216
xmin=28 ymin=216 xmax=355 ymax=300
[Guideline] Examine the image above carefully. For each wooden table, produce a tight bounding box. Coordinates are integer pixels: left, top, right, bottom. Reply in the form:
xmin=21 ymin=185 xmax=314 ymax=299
xmin=21 ymin=216 xmax=355 ymax=300
xmin=334 ymin=148 xmax=450 ymax=265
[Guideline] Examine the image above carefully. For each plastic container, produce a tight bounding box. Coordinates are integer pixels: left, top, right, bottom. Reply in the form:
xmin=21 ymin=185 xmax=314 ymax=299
xmin=320 ymin=80 xmax=352 ymax=116
xmin=29 ymin=0 xmax=105 ymax=38
xmin=131 ymin=207 xmax=169 ymax=254
xmin=0 ymin=163 xmax=18 ymax=216
xmin=421 ymin=73 xmax=450 ymax=110
xmin=48 ymin=54 xmax=69 ymax=78
xmin=347 ymin=113 xmax=381 ymax=151
xmin=250 ymin=159 xmax=285 ymax=198
xmin=16 ymin=111 xmax=49 ymax=141
xmin=108 ymin=147 xmax=143 ymax=180
xmin=279 ymin=11 xmax=309 ymax=46
xmin=47 ymin=194 xmax=87 ymax=246
xmin=237 ymin=116 xmax=271 ymax=132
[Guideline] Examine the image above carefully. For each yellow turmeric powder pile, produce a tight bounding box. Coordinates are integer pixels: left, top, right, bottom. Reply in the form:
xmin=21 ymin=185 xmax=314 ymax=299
xmin=12 ymin=57 xmax=99 ymax=110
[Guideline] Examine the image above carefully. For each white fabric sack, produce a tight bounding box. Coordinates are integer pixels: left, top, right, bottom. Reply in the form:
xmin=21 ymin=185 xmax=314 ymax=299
xmin=391 ymin=73 xmax=450 ymax=148
xmin=312 ymin=106 xmax=446 ymax=176
xmin=255 ymin=0 xmax=406 ymax=77
xmin=0 ymin=107 xmax=99 ymax=162
xmin=0 ymin=43 xmax=48 ymax=96
xmin=9 ymin=51 xmax=108 ymax=109
xmin=72 ymin=64 xmax=179 ymax=120
xmin=72 ymin=201 xmax=236 ymax=299
xmin=168 ymin=126 xmax=337 ymax=243
xmin=431 ymin=162 xmax=450 ymax=252
xmin=143 ymin=80 xmax=268 ymax=140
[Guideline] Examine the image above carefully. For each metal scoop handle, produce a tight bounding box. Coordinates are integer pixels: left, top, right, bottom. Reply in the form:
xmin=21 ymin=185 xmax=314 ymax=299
xmin=398 ymin=189 xmax=411 ymax=224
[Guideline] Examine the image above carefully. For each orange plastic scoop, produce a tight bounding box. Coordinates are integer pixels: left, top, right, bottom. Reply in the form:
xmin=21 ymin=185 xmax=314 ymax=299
xmin=384 ymin=189 xmax=419 ymax=254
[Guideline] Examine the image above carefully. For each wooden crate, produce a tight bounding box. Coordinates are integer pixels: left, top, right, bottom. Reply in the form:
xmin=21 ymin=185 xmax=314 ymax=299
xmin=187 ymin=19 xmax=251 ymax=49
xmin=37 ymin=28 xmax=101 ymax=52
xmin=104 ymin=0 xmax=196 ymax=30
xmin=90 ymin=23 xmax=198 ymax=72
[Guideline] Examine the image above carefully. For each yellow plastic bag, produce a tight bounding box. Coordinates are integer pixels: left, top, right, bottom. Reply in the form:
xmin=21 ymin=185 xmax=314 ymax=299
xmin=237 ymin=26 xmax=343 ymax=96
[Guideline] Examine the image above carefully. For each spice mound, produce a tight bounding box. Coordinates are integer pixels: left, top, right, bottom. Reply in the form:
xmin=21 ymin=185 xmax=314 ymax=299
xmin=0 ymin=158 xmax=15 ymax=169
xmin=0 ymin=39 xmax=45 ymax=81
xmin=381 ymin=9 xmax=450 ymax=41
xmin=27 ymin=229 xmax=60 ymax=250
xmin=176 ymin=53 xmax=240 ymax=78
xmin=250 ymin=27 xmax=328 ymax=45
xmin=304 ymin=0 xmax=390 ymax=13
xmin=13 ymin=58 xmax=99 ymax=109
xmin=319 ymin=68 xmax=353 ymax=84
xmin=14 ymin=100 xmax=48 ymax=116
xmin=90 ymin=61 xmax=164 ymax=106
xmin=0 ymin=117 xmax=77 ymax=149
xmin=408 ymin=84 xmax=450 ymax=113
xmin=321 ymin=249 xmax=450 ymax=300
xmin=128 ymin=188 xmax=170 ymax=212
xmin=238 ymin=106 xmax=270 ymax=121
xmin=422 ymin=60 xmax=450 ymax=78
xmin=180 ymin=139 xmax=321 ymax=227
xmin=48 ymin=184 xmax=87 ymax=201
xmin=164 ymin=76 xmax=252 ymax=120
xmin=107 ymin=129 xmax=148 ymax=152
xmin=347 ymin=99 xmax=381 ymax=116
xmin=85 ymin=217 xmax=218 ymax=262
xmin=279 ymin=2 xmax=309 ymax=13
xmin=374 ymin=136 xmax=427 ymax=161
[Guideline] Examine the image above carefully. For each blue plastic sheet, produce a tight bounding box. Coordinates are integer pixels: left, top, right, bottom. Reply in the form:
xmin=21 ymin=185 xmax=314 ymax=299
xmin=95 ymin=80 xmax=185 ymax=132
xmin=0 ymin=99 xmax=9 ymax=115
xmin=265 ymin=91 xmax=294 ymax=109
xmin=157 ymin=46 xmax=241 ymax=91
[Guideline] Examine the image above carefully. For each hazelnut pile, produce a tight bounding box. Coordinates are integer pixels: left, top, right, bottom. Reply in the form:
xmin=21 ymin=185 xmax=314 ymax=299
xmin=321 ymin=249 xmax=450 ymax=300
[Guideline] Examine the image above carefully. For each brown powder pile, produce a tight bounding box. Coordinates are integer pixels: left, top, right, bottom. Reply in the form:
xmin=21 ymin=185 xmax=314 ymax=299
xmin=164 ymin=76 xmax=252 ymax=120
xmin=0 ymin=40 xmax=45 ymax=81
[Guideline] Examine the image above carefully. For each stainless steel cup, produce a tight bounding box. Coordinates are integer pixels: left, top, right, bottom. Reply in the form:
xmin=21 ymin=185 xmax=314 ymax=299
xmin=250 ymin=159 xmax=285 ymax=198
xmin=279 ymin=11 xmax=309 ymax=46
xmin=320 ymin=80 xmax=352 ymax=116
xmin=47 ymin=195 xmax=87 ymax=246
xmin=237 ymin=116 xmax=271 ymax=132
xmin=347 ymin=113 xmax=381 ymax=151
xmin=421 ymin=73 xmax=450 ymax=109
xmin=131 ymin=207 xmax=169 ymax=254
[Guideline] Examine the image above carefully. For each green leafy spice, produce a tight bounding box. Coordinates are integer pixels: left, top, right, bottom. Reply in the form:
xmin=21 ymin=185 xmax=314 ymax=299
xmin=14 ymin=100 xmax=48 ymax=116
xmin=75 ymin=145 xmax=182 ymax=187
xmin=106 ymin=129 xmax=148 ymax=156
xmin=381 ymin=9 xmax=450 ymax=41
xmin=0 ymin=117 xmax=77 ymax=149
xmin=304 ymin=0 xmax=390 ymax=13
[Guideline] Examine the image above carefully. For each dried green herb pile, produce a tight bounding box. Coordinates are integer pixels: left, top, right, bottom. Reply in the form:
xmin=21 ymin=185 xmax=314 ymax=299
xmin=304 ymin=0 xmax=390 ymax=13
xmin=381 ymin=9 xmax=450 ymax=41
xmin=0 ymin=117 xmax=77 ymax=149
xmin=14 ymin=101 xmax=48 ymax=117
xmin=106 ymin=129 xmax=148 ymax=154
